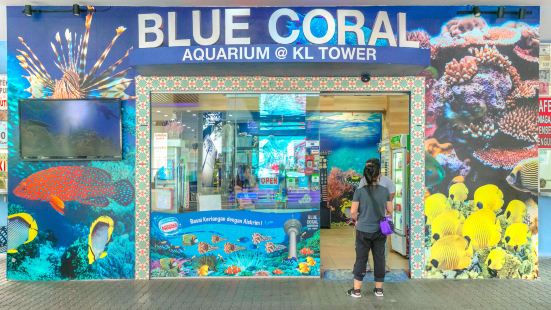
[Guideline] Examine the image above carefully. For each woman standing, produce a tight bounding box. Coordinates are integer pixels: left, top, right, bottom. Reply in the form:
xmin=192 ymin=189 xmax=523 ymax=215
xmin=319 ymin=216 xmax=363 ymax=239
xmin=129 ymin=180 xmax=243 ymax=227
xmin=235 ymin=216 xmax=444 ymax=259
xmin=347 ymin=159 xmax=393 ymax=298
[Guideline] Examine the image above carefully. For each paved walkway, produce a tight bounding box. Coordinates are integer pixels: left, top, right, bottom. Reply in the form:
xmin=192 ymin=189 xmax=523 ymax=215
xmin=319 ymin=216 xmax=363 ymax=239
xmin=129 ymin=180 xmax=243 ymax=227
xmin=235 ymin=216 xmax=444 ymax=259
xmin=0 ymin=254 xmax=550 ymax=310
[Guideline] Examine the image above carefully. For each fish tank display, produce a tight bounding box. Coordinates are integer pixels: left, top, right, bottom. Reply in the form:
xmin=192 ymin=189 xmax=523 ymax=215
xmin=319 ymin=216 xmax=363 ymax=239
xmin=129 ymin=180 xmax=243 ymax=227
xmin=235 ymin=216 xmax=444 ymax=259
xmin=19 ymin=99 xmax=122 ymax=160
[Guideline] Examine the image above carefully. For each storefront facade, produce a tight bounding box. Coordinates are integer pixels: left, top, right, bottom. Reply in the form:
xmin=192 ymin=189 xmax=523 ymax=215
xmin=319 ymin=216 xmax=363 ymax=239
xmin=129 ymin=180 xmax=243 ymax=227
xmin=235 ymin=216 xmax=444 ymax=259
xmin=5 ymin=5 xmax=540 ymax=281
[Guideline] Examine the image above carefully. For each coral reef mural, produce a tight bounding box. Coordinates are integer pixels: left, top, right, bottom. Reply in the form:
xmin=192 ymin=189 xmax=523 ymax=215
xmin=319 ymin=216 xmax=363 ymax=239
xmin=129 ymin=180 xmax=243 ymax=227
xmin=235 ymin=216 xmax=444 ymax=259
xmin=311 ymin=113 xmax=382 ymax=226
xmin=150 ymin=210 xmax=320 ymax=278
xmin=424 ymin=15 xmax=539 ymax=279
xmin=6 ymin=7 xmax=135 ymax=280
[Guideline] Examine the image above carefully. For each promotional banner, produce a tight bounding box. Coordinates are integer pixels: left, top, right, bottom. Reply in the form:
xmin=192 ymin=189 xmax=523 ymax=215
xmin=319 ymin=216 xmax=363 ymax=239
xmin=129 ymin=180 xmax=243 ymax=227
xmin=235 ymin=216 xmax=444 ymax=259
xmin=540 ymin=98 xmax=551 ymax=149
xmin=150 ymin=210 xmax=320 ymax=278
xmin=540 ymin=44 xmax=550 ymax=96
xmin=0 ymin=40 xmax=6 ymax=254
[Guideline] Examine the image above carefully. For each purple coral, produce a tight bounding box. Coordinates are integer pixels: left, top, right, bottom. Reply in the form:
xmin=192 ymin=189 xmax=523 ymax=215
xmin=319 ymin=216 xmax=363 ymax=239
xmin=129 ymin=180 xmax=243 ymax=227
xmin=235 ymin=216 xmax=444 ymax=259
xmin=435 ymin=153 xmax=471 ymax=177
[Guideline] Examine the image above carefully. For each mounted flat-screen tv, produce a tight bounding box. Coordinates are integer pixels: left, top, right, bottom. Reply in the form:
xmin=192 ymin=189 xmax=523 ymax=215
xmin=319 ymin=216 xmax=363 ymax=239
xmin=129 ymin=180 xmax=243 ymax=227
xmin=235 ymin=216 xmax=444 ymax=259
xmin=19 ymin=99 xmax=122 ymax=161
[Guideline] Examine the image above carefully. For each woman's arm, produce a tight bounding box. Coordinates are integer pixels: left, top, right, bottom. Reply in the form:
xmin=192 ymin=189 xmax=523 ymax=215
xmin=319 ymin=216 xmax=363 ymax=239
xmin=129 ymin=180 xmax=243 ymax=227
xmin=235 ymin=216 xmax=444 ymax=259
xmin=385 ymin=200 xmax=393 ymax=216
xmin=351 ymin=201 xmax=360 ymax=221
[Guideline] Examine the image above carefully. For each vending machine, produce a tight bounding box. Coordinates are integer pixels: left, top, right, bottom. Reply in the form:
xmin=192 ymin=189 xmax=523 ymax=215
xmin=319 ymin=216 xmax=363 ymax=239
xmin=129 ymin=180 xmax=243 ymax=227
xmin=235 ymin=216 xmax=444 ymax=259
xmin=390 ymin=134 xmax=409 ymax=257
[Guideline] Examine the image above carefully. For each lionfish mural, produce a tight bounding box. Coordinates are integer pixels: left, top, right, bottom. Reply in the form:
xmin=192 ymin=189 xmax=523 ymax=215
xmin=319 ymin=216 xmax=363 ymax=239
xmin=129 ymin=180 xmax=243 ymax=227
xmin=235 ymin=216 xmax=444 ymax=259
xmin=16 ymin=6 xmax=133 ymax=100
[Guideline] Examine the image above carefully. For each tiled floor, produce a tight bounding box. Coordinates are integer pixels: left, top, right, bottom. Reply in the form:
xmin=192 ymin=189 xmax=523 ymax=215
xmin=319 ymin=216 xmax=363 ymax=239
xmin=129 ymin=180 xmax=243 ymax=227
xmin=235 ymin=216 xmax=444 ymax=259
xmin=320 ymin=226 xmax=409 ymax=271
xmin=2 ymin=253 xmax=550 ymax=310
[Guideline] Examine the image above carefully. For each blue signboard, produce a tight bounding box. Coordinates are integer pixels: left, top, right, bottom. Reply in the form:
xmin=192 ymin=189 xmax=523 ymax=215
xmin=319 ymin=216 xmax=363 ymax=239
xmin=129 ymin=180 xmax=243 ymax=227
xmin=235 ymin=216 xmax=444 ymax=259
xmin=127 ymin=7 xmax=432 ymax=66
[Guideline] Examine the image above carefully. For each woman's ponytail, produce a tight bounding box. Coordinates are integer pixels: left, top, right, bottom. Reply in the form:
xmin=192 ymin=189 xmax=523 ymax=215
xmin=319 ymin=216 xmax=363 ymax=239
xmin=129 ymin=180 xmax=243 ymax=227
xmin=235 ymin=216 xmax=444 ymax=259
xmin=363 ymin=159 xmax=381 ymax=189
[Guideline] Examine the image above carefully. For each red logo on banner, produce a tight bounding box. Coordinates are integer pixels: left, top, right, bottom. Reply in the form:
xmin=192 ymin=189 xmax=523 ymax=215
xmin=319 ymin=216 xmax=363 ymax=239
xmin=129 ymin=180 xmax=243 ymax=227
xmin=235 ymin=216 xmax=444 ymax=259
xmin=540 ymin=98 xmax=551 ymax=149
xmin=0 ymin=160 xmax=6 ymax=172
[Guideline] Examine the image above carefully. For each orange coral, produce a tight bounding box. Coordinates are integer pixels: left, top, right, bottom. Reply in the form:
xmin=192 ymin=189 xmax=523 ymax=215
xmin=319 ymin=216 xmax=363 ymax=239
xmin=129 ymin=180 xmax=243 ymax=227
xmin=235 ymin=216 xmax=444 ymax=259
xmin=483 ymin=27 xmax=521 ymax=44
xmin=425 ymin=138 xmax=454 ymax=157
xmin=498 ymin=105 xmax=538 ymax=143
xmin=444 ymin=56 xmax=478 ymax=85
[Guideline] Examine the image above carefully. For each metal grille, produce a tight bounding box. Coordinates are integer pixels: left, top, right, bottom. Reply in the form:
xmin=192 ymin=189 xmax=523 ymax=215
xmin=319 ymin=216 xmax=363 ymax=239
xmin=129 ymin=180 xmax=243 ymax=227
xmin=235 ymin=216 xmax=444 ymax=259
xmin=151 ymin=93 xmax=200 ymax=104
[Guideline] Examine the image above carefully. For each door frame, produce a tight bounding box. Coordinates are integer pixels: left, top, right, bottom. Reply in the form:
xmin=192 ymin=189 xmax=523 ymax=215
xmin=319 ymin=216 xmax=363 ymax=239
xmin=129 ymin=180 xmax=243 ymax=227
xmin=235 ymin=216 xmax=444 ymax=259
xmin=134 ymin=76 xmax=426 ymax=279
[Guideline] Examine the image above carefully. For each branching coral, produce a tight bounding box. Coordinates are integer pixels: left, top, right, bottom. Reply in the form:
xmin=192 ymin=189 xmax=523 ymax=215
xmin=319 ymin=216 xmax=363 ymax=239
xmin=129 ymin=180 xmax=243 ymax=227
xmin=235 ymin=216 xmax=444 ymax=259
xmin=462 ymin=121 xmax=498 ymax=139
xmin=498 ymin=105 xmax=538 ymax=143
xmin=444 ymin=57 xmax=478 ymax=85
xmin=469 ymin=45 xmax=522 ymax=88
xmin=473 ymin=147 xmax=537 ymax=170
xmin=509 ymin=81 xmax=539 ymax=105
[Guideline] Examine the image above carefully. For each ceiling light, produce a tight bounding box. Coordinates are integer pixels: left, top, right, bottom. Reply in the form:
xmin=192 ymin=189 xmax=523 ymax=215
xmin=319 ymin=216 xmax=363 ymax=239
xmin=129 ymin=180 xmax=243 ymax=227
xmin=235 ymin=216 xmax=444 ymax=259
xmin=156 ymin=110 xmax=161 ymax=113
xmin=164 ymin=114 xmax=168 ymax=117
xmin=518 ymin=8 xmax=527 ymax=19
xmin=72 ymin=4 xmax=81 ymax=16
xmin=473 ymin=6 xmax=481 ymax=17
xmin=23 ymin=5 xmax=33 ymax=16
xmin=186 ymin=110 xmax=191 ymax=113
xmin=497 ymin=7 xmax=505 ymax=18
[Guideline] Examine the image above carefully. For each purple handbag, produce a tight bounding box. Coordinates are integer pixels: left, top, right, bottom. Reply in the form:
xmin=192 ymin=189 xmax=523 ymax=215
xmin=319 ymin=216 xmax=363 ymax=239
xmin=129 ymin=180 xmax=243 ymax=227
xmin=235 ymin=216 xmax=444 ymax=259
xmin=365 ymin=186 xmax=394 ymax=236
xmin=379 ymin=216 xmax=395 ymax=236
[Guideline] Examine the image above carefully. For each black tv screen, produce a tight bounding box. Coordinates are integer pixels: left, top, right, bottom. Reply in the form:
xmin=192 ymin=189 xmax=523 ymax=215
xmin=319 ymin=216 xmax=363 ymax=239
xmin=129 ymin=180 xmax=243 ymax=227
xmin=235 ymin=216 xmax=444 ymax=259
xmin=19 ymin=99 xmax=122 ymax=160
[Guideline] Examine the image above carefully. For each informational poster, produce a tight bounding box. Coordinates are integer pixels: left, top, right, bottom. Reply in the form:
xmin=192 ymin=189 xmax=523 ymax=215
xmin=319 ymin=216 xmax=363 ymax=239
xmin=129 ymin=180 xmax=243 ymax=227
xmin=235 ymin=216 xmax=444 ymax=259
xmin=0 ymin=121 xmax=7 ymax=147
xmin=540 ymin=45 xmax=551 ymax=196
xmin=540 ymin=98 xmax=551 ymax=149
xmin=0 ymin=74 xmax=6 ymax=111
xmin=541 ymin=44 xmax=551 ymax=96
xmin=0 ymin=151 xmax=6 ymax=191
xmin=150 ymin=209 xmax=320 ymax=278
xmin=153 ymin=132 xmax=168 ymax=170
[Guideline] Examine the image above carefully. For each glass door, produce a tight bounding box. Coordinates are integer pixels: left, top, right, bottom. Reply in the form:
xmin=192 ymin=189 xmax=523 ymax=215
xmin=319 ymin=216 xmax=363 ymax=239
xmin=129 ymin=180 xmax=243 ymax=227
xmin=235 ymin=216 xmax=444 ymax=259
xmin=392 ymin=149 xmax=405 ymax=235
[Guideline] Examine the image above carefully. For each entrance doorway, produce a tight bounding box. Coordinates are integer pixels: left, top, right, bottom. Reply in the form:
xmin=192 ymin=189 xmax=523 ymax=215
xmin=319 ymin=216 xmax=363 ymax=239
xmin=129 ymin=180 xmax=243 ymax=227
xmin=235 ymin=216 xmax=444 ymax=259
xmin=133 ymin=76 xmax=426 ymax=280
xmin=317 ymin=93 xmax=411 ymax=277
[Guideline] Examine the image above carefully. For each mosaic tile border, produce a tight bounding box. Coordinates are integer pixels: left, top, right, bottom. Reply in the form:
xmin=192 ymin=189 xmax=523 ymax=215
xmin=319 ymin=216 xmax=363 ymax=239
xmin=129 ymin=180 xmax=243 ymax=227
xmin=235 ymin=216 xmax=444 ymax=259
xmin=135 ymin=76 xmax=426 ymax=279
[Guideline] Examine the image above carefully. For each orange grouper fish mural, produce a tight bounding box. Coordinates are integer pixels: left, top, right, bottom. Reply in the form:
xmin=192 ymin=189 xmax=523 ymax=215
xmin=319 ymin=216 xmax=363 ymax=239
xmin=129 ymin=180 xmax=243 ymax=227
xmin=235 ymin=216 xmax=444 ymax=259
xmin=13 ymin=166 xmax=134 ymax=215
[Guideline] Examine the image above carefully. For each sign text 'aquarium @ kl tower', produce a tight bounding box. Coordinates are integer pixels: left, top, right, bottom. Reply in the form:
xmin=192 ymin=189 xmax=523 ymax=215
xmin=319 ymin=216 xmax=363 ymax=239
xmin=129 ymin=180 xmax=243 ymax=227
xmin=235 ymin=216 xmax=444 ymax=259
xmin=131 ymin=8 xmax=430 ymax=65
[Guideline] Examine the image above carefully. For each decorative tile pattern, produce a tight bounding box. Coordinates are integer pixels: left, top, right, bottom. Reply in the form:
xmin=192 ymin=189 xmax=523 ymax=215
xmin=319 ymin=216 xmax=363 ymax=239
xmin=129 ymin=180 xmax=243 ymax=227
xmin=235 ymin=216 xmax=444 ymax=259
xmin=135 ymin=76 xmax=426 ymax=279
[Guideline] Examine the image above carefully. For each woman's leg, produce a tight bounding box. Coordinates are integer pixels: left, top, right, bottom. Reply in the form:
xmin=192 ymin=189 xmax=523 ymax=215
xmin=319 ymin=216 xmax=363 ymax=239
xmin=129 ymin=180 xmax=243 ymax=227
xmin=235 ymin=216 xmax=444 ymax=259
xmin=372 ymin=233 xmax=387 ymax=289
xmin=352 ymin=230 xmax=371 ymax=290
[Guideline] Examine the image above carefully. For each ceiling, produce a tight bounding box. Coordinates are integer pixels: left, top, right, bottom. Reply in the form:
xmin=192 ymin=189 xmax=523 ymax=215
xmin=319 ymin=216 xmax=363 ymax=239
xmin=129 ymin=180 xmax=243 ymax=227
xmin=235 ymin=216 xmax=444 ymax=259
xmin=150 ymin=92 xmax=410 ymax=137
xmin=1 ymin=1 xmax=547 ymax=6
xmin=1 ymin=2 xmax=550 ymax=41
